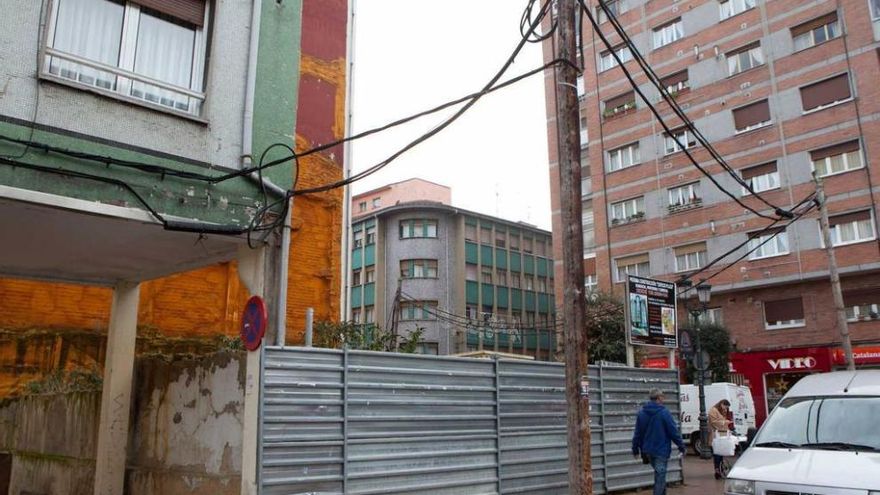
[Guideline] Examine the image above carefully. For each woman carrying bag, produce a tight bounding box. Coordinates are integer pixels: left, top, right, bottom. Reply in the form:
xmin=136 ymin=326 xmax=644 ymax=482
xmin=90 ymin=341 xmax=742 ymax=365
xmin=708 ymin=399 xmax=735 ymax=479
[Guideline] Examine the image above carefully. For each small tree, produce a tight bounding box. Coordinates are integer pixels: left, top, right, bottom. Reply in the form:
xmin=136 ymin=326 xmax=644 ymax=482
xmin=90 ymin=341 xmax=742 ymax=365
xmin=584 ymin=291 xmax=630 ymax=364
xmin=685 ymin=322 xmax=732 ymax=383
xmin=313 ymin=320 xmax=424 ymax=353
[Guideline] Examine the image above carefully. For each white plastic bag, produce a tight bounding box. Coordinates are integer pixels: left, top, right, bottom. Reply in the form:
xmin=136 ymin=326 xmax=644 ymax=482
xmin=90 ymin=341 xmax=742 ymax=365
xmin=712 ymin=432 xmax=736 ymax=457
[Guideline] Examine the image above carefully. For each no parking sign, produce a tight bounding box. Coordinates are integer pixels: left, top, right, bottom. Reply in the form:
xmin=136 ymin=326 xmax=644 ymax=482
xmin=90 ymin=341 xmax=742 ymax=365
xmin=240 ymin=295 xmax=268 ymax=351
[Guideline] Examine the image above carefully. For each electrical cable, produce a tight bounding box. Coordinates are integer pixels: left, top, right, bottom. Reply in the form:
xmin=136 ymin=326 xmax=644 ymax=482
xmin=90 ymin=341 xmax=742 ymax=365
xmin=399 ymin=290 xmax=565 ymax=331
xmin=579 ymin=1 xmax=785 ymax=220
xmin=592 ymin=0 xmax=790 ymax=217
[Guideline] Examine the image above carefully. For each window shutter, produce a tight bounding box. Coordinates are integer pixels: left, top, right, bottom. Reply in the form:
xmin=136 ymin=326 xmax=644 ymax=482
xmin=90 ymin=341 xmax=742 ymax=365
xmin=605 ymin=91 xmax=635 ymax=110
xmin=843 ymin=288 xmax=880 ymax=307
xmin=617 ymin=253 xmax=649 ymax=266
xmin=764 ymin=298 xmax=804 ymax=323
xmin=135 ymin=0 xmax=206 ymax=26
xmin=791 ymin=11 xmax=838 ymax=37
xmin=661 ymin=70 xmax=688 ymax=88
xmin=584 ymin=257 xmax=597 ymax=275
xmin=810 ymin=140 xmax=860 ymax=161
xmin=829 ymin=210 xmax=871 ymax=227
xmin=748 ymin=226 xmax=785 ymax=239
xmin=727 ymin=41 xmax=760 ymax=57
xmin=800 ymin=74 xmax=851 ymax=111
xmin=733 ymin=100 xmax=770 ymax=130
xmin=741 ymin=162 xmax=777 ymax=180
xmin=674 ymin=243 xmax=706 ymax=256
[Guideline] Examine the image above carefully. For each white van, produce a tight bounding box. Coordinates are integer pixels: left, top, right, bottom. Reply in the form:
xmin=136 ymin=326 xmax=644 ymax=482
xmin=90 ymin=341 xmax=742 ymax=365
xmin=680 ymin=382 xmax=756 ymax=454
xmin=725 ymin=370 xmax=880 ymax=494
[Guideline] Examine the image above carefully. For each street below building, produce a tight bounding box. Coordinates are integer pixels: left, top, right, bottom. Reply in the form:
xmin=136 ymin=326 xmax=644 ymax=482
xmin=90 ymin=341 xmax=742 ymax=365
xmin=623 ymin=454 xmax=729 ymax=495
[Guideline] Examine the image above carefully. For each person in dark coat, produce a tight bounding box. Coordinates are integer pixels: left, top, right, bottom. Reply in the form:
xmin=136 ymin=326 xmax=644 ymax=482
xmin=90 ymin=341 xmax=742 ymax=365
xmin=632 ymin=388 xmax=686 ymax=495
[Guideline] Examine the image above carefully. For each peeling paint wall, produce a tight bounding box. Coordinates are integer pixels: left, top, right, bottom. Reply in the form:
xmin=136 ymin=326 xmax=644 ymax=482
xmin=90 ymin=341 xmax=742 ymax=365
xmin=0 ymin=352 xmax=245 ymax=495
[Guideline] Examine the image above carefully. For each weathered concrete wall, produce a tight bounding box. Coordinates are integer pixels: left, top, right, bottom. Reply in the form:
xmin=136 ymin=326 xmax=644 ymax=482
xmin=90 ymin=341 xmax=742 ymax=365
xmin=0 ymin=352 xmax=245 ymax=495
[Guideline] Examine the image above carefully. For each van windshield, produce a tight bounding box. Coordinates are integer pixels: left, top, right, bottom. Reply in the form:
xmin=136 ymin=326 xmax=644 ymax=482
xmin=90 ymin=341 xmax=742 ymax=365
xmin=755 ymin=397 xmax=880 ymax=451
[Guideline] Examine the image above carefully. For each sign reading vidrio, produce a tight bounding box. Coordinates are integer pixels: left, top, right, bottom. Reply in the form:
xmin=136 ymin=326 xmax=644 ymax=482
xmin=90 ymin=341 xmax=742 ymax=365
xmin=625 ymin=275 xmax=678 ymax=348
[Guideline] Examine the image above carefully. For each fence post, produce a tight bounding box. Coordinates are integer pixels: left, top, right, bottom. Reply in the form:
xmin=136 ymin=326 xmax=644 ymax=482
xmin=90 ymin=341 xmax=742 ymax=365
xmin=494 ymin=356 xmax=503 ymax=493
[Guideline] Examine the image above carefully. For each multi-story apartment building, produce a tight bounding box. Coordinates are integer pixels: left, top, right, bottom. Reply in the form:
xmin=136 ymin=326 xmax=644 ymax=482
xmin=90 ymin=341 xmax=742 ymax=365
xmin=544 ymin=0 xmax=880 ymax=425
xmin=0 ymin=0 xmax=349 ymax=491
xmin=349 ymin=179 xmax=558 ymax=359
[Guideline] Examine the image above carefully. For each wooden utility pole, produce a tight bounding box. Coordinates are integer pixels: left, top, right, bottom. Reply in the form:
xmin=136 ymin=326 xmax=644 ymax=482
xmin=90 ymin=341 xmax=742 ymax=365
xmin=554 ymin=0 xmax=592 ymax=492
xmin=815 ymin=175 xmax=856 ymax=370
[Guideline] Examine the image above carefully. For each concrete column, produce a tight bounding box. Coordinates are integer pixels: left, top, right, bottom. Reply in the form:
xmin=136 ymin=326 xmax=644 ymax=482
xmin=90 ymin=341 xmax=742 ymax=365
xmin=94 ymin=281 xmax=140 ymax=495
xmin=238 ymin=245 xmax=268 ymax=495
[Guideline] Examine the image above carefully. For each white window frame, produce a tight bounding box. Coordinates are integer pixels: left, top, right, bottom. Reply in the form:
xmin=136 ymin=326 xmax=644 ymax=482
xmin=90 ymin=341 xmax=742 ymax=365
xmin=741 ymin=167 xmax=780 ymax=195
xmin=653 ymin=19 xmax=683 ymax=49
xmin=691 ymin=307 xmax=723 ymax=326
xmin=822 ymin=211 xmax=877 ymax=247
xmin=668 ymin=182 xmax=701 ymax=207
xmin=599 ymin=45 xmax=633 ymax=72
xmin=720 ymin=0 xmax=756 ymax=21
xmin=801 ymin=75 xmax=854 ymax=114
xmin=606 ymin=142 xmax=640 ymax=172
xmin=846 ymin=303 xmax=880 ymax=322
xmin=793 ymin=18 xmax=840 ymax=51
xmin=372 ymin=197 xmax=381 ymax=208
xmin=763 ymin=303 xmax=805 ymax=330
xmin=727 ymin=44 xmax=764 ymax=76
xmin=584 ymin=273 xmax=598 ymax=293
xmin=674 ymin=247 xmax=707 ymax=273
xmin=610 ymin=196 xmax=645 ymax=223
xmin=364 ymin=306 xmax=375 ymax=324
xmin=871 ymin=0 xmax=880 ymax=20
xmin=365 ymin=267 xmax=375 ymax=284
xmin=748 ymin=230 xmax=790 ymax=260
xmin=664 ymin=129 xmax=697 ymax=155
xmin=365 ymin=226 xmax=376 ymax=245
xmin=812 ymin=147 xmax=863 ymax=178
xmin=597 ymin=0 xmax=630 ymax=24
xmin=576 ymin=75 xmax=585 ymax=99
xmin=400 ymin=301 xmax=437 ymax=321
xmin=351 ymin=308 xmax=362 ymax=324
xmin=353 ymin=230 xmax=364 ymax=248
xmin=615 ymin=259 xmax=650 ymax=282
xmin=43 ymin=0 xmax=209 ymax=117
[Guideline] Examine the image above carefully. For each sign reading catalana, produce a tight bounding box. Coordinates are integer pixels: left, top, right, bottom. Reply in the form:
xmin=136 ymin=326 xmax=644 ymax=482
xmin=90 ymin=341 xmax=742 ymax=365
xmin=626 ymin=275 xmax=678 ymax=348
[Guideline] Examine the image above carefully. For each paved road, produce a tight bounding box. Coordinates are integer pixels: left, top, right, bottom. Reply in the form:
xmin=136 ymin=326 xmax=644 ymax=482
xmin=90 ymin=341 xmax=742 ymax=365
xmin=624 ymin=454 xmax=727 ymax=494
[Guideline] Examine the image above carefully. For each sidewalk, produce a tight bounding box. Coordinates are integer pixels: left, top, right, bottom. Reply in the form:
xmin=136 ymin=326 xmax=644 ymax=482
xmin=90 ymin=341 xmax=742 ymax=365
xmin=623 ymin=455 xmax=726 ymax=495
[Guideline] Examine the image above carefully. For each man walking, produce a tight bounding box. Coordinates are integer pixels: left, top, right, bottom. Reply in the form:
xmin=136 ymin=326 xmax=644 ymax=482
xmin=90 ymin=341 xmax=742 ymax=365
xmin=632 ymin=388 xmax=686 ymax=495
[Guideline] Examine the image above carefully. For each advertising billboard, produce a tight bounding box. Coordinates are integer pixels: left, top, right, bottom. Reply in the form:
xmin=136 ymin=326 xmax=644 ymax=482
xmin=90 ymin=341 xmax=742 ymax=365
xmin=626 ymin=275 xmax=678 ymax=348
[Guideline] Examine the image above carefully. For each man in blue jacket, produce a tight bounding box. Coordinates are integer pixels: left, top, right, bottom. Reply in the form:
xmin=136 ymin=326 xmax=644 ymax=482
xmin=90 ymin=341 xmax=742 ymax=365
xmin=632 ymin=388 xmax=686 ymax=495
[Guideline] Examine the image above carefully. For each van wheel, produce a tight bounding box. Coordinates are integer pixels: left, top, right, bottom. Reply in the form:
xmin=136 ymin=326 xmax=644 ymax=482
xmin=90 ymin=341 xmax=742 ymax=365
xmin=691 ymin=432 xmax=703 ymax=456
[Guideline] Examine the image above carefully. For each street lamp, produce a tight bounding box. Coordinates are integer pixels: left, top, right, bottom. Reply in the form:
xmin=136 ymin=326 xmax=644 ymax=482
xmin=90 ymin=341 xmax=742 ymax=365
xmin=678 ymin=280 xmax=713 ymax=460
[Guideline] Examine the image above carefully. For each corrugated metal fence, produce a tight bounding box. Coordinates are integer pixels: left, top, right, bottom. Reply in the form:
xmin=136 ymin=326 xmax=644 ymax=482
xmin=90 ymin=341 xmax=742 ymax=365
xmin=259 ymin=346 xmax=682 ymax=494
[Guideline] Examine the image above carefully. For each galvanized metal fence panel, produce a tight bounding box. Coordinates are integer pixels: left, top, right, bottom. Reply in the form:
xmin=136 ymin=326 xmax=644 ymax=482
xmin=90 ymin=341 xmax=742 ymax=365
xmin=259 ymin=347 xmax=682 ymax=494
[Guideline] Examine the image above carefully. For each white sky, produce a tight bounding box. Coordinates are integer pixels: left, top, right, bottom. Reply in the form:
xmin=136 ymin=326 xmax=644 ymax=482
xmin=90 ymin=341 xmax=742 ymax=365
xmin=350 ymin=0 xmax=552 ymax=230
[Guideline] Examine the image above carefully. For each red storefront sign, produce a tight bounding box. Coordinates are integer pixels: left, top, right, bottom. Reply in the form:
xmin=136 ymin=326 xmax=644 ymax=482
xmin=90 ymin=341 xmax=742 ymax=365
xmin=830 ymin=346 xmax=880 ymax=366
xmin=641 ymin=357 xmax=669 ymax=369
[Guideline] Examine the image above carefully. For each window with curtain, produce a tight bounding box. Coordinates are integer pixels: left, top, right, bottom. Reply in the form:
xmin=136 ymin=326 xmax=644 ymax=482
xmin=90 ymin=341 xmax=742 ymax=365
xmin=843 ymin=288 xmax=880 ymax=321
xmin=45 ymin=0 xmax=208 ymax=115
xmin=615 ymin=253 xmax=650 ymax=282
xmin=791 ymin=12 xmax=839 ymax=51
xmin=720 ymin=0 xmax=756 ymax=20
xmin=811 ymin=141 xmax=862 ymax=177
xmin=653 ymin=19 xmax=683 ymax=49
xmin=674 ymin=243 xmax=707 ymax=273
xmin=748 ymin=227 xmax=789 ymax=259
xmin=740 ymin=162 xmax=779 ymax=194
xmin=827 ymin=210 xmax=876 ymax=246
xmin=727 ymin=42 xmax=764 ymax=76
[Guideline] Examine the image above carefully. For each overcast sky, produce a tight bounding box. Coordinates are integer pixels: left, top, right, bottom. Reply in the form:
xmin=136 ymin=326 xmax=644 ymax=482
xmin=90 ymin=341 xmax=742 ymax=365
xmin=350 ymin=0 xmax=552 ymax=230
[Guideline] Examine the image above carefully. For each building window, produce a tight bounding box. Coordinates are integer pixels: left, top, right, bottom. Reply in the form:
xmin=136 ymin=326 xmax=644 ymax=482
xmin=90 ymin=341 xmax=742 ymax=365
xmin=763 ymin=298 xmax=805 ymax=329
xmin=358 ymin=201 xmax=367 ymax=212
xmin=45 ymin=0 xmax=208 ymax=115
xmin=525 ymin=311 xmax=536 ymax=326
xmin=826 ymin=210 xmax=876 ymax=246
xmin=610 ymin=196 xmax=645 ymax=224
xmin=597 ymin=0 xmax=631 ymax=23
xmin=365 ymin=226 xmax=376 ymax=245
xmin=511 ymin=272 xmax=521 ymax=288
xmin=733 ymin=100 xmax=771 ymax=133
xmin=748 ymin=228 xmax=789 ymax=259
xmin=691 ymin=307 xmax=723 ymax=326
xmin=661 ymin=70 xmax=689 ymax=95
xmin=664 ymin=128 xmax=697 ymax=155
xmin=465 ymin=223 xmax=477 ymax=241
xmin=352 ymin=269 xmax=362 ymax=286
xmin=576 ymin=75 xmax=585 ymax=98
xmin=364 ymin=267 xmax=375 ymax=284
xmin=481 ymin=267 xmax=493 ymax=285
xmin=351 ymin=308 xmax=361 ymax=323
xmin=800 ymin=73 xmax=852 ymax=112
xmin=524 ymin=276 xmax=535 ymax=291
xmin=727 ymin=42 xmax=764 ymax=76
xmin=584 ymin=274 xmax=598 ymax=293
xmin=792 ymin=12 xmax=840 ymax=51
xmin=599 ymin=45 xmax=633 ymax=72
xmin=509 ymin=234 xmax=520 ymax=251
xmin=741 ymin=162 xmax=779 ymax=195
xmin=811 ymin=141 xmax=863 ymax=178
xmin=496 ymin=269 xmax=508 ymax=286
xmin=653 ymin=19 xmax=683 ymax=49
xmin=400 ymin=301 xmax=437 ymax=321
xmin=720 ymin=0 xmax=756 ymax=20
xmin=844 ymin=288 xmax=880 ymax=321
xmin=416 ymin=342 xmax=440 ymax=355
xmin=871 ymin=0 xmax=880 ymax=20
xmin=353 ymin=230 xmax=364 ymax=248
xmin=401 ymin=259 xmax=438 ymax=279
xmin=536 ymin=239 xmax=547 ymax=257
xmin=400 ymin=219 xmax=439 ymax=239
xmin=579 ymin=115 xmax=589 ymax=145
xmin=523 ymin=237 xmax=534 ymax=254
xmin=668 ymin=182 xmax=701 ymax=209
xmin=480 ymin=226 xmax=493 ymax=245
xmin=615 ymin=254 xmax=650 ymax=282
xmin=372 ymin=197 xmax=381 ymax=208
xmin=603 ymin=91 xmax=636 ymax=118
xmin=606 ymin=142 xmax=640 ymax=172
xmin=466 ymin=263 xmax=478 ymax=281
xmin=364 ymin=306 xmax=375 ymax=324
xmin=495 ymin=231 xmax=506 ymax=248
xmin=674 ymin=243 xmax=707 ymax=273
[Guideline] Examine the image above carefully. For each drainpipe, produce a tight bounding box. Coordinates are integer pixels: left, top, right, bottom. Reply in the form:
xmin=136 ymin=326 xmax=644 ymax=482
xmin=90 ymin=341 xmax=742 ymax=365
xmin=340 ymin=0 xmax=357 ymax=321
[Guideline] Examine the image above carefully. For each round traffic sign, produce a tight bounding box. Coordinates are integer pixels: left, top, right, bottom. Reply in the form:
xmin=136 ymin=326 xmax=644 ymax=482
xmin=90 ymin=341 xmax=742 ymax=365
xmin=240 ymin=296 xmax=268 ymax=351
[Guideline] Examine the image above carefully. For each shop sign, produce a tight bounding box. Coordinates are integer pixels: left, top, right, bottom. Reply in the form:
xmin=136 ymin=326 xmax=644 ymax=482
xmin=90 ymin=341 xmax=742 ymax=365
xmin=766 ymin=356 xmax=817 ymax=370
xmin=830 ymin=346 xmax=880 ymax=366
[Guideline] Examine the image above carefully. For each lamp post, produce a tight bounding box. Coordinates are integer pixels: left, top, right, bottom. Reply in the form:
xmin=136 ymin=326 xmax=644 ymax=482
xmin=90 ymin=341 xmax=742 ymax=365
xmin=678 ymin=280 xmax=713 ymax=460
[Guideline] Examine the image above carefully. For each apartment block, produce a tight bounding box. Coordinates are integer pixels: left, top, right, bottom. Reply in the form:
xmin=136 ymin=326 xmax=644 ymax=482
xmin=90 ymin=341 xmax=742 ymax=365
xmin=544 ymin=0 xmax=880 ymax=425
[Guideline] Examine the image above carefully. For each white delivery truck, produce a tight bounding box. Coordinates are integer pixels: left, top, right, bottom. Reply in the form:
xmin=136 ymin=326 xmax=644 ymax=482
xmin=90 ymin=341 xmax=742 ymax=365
xmin=679 ymin=382 xmax=756 ymax=454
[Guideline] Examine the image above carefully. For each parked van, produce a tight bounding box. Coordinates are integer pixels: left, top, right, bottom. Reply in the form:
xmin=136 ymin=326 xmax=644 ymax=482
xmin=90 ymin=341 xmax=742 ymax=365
xmin=725 ymin=370 xmax=880 ymax=494
xmin=680 ymin=382 xmax=756 ymax=454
